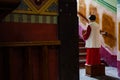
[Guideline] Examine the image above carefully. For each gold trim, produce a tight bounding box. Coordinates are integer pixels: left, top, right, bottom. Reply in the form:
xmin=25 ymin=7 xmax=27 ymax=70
xmin=24 ymin=0 xmax=39 ymax=12
xmin=13 ymin=0 xmax=58 ymax=15
xmin=39 ymin=0 xmax=55 ymax=12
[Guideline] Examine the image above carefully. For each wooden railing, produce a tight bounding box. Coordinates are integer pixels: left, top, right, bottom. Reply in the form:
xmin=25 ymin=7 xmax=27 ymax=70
xmin=0 ymin=41 xmax=61 ymax=47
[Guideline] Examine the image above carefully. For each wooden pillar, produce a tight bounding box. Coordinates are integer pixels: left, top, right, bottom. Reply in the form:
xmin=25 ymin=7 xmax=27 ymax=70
xmin=0 ymin=48 xmax=4 ymax=80
xmin=24 ymin=47 xmax=33 ymax=80
xmin=3 ymin=48 xmax=10 ymax=80
xmin=9 ymin=47 xmax=24 ymax=80
xmin=0 ymin=48 xmax=9 ymax=80
xmin=42 ymin=46 xmax=49 ymax=80
xmin=58 ymin=0 xmax=79 ymax=80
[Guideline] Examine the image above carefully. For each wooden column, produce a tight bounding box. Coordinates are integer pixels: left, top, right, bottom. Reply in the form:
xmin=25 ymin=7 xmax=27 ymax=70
xmin=0 ymin=48 xmax=10 ymax=80
xmin=58 ymin=0 xmax=79 ymax=80
xmin=24 ymin=47 xmax=33 ymax=80
xmin=42 ymin=46 xmax=49 ymax=80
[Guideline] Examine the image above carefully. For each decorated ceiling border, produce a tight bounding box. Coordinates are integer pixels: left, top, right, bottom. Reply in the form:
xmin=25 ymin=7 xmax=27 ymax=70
xmin=93 ymin=0 xmax=117 ymax=13
xmin=13 ymin=0 xmax=58 ymax=15
xmin=3 ymin=14 xmax=57 ymax=24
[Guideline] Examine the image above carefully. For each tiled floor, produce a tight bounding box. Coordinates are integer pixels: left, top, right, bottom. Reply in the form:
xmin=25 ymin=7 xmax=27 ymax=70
xmin=80 ymin=66 xmax=120 ymax=80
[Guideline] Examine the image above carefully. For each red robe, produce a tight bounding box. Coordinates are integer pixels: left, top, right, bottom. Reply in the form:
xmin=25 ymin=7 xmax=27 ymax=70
xmin=83 ymin=25 xmax=101 ymax=65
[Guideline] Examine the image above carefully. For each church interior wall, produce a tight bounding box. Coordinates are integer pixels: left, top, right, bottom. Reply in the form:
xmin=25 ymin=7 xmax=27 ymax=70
xmin=77 ymin=0 xmax=119 ymax=72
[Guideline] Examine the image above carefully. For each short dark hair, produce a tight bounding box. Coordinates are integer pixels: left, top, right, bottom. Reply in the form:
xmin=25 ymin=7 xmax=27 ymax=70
xmin=89 ymin=15 xmax=96 ymax=20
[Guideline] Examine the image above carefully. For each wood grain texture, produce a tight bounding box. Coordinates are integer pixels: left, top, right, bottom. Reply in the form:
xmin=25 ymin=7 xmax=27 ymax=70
xmin=102 ymin=13 xmax=116 ymax=48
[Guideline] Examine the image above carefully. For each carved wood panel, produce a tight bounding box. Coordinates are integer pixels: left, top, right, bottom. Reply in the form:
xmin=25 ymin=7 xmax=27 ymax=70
xmin=102 ymin=13 xmax=116 ymax=48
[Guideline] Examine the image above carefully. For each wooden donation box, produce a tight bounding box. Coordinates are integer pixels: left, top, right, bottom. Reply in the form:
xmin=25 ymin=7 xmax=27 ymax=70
xmin=85 ymin=63 xmax=105 ymax=77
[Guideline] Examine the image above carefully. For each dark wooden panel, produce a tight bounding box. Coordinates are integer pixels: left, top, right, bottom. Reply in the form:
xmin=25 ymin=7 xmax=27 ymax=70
xmin=0 ymin=0 xmax=20 ymax=21
xmin=0 ymin=43 xmax=60 ymax=80
xmin=9 ymin=47 xmax=25 ymax=80
xmin=0 ymin=23 xmax=58 ymax=42
xmin=58 ymin=0 xmax=79 ymax=80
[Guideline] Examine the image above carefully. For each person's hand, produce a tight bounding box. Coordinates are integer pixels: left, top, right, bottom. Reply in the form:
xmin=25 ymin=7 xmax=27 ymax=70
xmin=100 ymin=30 xmax=107 ymax=35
